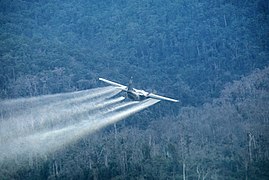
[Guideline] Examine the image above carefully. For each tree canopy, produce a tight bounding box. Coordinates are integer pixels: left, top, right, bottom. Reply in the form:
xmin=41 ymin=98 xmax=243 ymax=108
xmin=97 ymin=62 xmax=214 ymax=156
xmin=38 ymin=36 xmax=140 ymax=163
xmin=0 ymin=0 xmax=268 ymax=179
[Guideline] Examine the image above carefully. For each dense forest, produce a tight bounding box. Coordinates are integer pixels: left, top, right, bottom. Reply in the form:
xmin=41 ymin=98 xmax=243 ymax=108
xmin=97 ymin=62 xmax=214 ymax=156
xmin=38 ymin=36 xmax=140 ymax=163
xmin=0 ymin=0 xmax=268 ymax=179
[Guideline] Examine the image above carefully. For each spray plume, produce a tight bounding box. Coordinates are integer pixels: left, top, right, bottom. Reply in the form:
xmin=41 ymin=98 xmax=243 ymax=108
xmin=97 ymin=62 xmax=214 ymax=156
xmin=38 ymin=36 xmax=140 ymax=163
xmin=0 ymin=87 xmax=160 ymax=162
xmin=0 ymin=87 xmax=121 ymax=138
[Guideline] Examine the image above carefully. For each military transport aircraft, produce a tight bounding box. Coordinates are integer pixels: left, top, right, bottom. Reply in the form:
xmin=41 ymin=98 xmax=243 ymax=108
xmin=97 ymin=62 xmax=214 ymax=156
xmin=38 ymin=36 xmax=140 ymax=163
xmin=99 ymin=78 xmax=179 ymax=103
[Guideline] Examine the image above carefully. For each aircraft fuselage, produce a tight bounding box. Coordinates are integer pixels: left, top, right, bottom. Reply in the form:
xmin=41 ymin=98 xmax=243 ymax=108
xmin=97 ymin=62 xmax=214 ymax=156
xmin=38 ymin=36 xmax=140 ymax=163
xmin=127 ymin=90 xmax=147 ymax=101
xmin=126 ymin=88 xmax=149 ymax=101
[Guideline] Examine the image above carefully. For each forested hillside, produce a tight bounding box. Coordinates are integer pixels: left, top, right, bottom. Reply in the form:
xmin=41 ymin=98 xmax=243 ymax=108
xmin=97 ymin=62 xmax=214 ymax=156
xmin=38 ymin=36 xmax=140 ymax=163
xmin=0 ymin=0 xmax=268 ymax=179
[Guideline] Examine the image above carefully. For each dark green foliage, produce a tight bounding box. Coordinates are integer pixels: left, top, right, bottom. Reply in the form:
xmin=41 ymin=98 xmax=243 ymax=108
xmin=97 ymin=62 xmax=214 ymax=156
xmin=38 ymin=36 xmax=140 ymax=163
xmin=0 ymin=0 xmax=268 ymax=179
xmin=1 ymin=0 xmax=268 ymax=102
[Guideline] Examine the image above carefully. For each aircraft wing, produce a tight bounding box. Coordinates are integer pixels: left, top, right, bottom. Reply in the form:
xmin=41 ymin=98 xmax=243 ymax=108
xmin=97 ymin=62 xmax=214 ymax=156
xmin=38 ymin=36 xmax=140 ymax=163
xmin=148 ymin=93 xmax=179 ymax=103
xmin=99 ymin=78 xmax=128 ymax=91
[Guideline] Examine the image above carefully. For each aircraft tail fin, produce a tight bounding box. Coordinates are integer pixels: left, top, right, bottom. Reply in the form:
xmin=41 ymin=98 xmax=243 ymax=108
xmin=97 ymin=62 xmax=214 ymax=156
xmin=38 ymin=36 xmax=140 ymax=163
xmin=127 ymin=76 xmax=133 ymax=91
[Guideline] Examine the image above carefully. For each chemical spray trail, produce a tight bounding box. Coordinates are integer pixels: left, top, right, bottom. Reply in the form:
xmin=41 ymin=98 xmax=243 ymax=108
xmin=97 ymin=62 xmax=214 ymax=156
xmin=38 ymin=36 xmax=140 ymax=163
xmin=0 ymin=86 xmax=160 ymax=162
xmin=0 ymin=87 xmax=121 ymax=140
xmin=103 ymin=101 xmax=140 ymax=114
xmin=1 ymin=86 xmax=119 ymax=119
xmin=0 ymin=99 xmax=159 ymax=160
xmin=1 ymin=86 xmax=114 ymax=108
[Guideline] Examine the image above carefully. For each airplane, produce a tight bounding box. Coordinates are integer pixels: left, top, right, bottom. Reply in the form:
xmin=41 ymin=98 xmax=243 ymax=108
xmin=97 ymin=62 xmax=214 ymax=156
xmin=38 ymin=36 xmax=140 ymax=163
xmin=99 ymin=77 xmax=179 ymax=103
